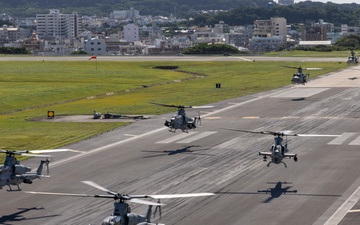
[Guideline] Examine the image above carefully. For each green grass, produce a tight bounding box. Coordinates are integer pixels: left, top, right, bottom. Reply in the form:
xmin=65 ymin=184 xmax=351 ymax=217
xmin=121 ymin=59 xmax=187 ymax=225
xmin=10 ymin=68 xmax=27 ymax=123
xmin=0 ymin=60 xmax=350 ymax=161
xmin=264 ymin=50 xmax=352 ymax=57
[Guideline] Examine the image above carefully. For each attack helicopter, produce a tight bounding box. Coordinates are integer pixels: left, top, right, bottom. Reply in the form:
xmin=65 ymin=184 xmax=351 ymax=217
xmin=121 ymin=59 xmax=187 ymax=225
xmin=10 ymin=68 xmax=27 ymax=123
xmin=222 ymin=129 xmax=339 ymax=168
xmin=25 ymin=180 xmax=215 ymax=225
xmin=0 ymin=149 xmax=77 ymax=191
xmin=282 ymin=65 xmax=322 ymax=85
xmin=347 ymin=50 xmax=358 ymax=64
xmin=151 ymin=103 xmax=213 ymax=132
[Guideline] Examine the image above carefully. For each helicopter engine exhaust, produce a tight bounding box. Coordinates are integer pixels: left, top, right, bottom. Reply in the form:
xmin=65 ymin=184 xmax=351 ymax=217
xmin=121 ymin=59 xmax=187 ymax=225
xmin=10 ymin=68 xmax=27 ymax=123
xmin=23 ymin=179 xmax=33 ymax=184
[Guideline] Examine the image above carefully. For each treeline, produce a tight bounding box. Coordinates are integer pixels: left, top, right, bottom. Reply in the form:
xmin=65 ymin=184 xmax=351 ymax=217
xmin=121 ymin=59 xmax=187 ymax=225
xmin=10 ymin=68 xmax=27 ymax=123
xmin=0 ymin=47 xmax=30 ymax=54
xmin=1 ymin=1 xmax=360 ymax=27
xmin=0 ymin=0 xmax=270 ymax=17
xmin=182 ymin=43 xmax=240 ymax=54
xmin=187 ymin=2 xmax=360 ymax=27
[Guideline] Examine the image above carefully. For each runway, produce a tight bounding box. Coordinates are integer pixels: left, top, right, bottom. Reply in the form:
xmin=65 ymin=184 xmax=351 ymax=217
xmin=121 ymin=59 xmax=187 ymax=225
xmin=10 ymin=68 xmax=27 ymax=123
xmin=1 ymin=65 xmax=360 ymax=225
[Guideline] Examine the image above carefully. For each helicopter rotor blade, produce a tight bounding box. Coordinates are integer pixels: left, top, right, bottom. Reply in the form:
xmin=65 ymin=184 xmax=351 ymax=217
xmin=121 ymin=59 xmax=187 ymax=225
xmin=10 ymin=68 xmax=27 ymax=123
xmin=150 ymin=102 xmax=192 ymax=108
xmin=221 ymin=128 xmax=270 ymax=135
xmin=281 ymin=65 xmax=299 ymax=69
xmin=191 ymin=105 xmax=214 ymax=109
xmin=24 ymin=191 xmax=97 ymax=198
xmin=24 ymin=191 xmax=117 ymax=199
xmin=20 ymin=153 xmax=53 ymax=157
xmin=303 ymin=67 xmax=322 ymax=70
xmin=221 ymin=128 xmax=339 ymax=137
xmin=147 ymin=193 xmax=215 ymax=199
xmin=26 ymin=149 xmax=82 ymax=153
xmin=294 ymin=134 xmax=340 ymax=137
xmin=129 ymin=198 xmax=164 ymax=206
xmin=81 ymin=181 xmax=118 ymax=196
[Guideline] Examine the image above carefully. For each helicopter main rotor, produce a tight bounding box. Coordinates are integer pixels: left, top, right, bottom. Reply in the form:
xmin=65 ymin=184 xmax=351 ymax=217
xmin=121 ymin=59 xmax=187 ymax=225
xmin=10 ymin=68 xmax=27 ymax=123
xmin=150 ymin=102 xmax=214 ymax=109
xmin=25 ymin=180 xmax=215 ymax=206
xmin=281 ymin=65 xmax=322 ymax=71
xmin=0 ymin=149 xmax=80 ymax=158
xmin=221 ymin=128 xmax=339 ymax=138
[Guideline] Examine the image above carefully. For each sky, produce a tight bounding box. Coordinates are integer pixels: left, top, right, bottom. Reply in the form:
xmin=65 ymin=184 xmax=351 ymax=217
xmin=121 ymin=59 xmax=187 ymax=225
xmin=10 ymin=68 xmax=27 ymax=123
xmin=294 ymin=0 xmax=360 ymax=3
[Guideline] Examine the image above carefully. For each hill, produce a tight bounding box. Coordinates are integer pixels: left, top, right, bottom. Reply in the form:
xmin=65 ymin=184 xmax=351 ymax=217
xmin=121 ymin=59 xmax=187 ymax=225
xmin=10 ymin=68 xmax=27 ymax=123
xmin=0 ymin=0 xmax=271 ymax=17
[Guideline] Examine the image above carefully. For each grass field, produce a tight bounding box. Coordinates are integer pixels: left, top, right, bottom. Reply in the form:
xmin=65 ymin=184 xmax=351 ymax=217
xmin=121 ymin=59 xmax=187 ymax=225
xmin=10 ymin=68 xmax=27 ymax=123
xmin=264 ymin=50 xmax=352 ymax=57
xmin=0 ymin=60 xmax=351 ymax=161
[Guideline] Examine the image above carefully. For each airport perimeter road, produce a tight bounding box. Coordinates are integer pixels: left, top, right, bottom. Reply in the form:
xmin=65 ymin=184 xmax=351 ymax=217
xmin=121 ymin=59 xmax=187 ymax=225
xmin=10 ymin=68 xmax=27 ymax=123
xmin=1 ymin=66 xmax=360 ymax=225
xmin=0 ymin=55 xmax=347 ymax=62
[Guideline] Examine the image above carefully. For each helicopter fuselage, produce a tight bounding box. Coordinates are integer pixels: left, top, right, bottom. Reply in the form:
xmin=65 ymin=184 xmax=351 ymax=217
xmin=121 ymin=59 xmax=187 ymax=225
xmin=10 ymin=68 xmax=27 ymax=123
xmin=165 ymin=114 xmax=197 ymax=132
xmin=291 ymin=73 xmax=308 ymax=84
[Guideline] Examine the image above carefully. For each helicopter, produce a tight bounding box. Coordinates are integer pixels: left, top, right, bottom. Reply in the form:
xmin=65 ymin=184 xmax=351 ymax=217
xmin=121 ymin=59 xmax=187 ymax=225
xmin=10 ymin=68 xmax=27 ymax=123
xmin=222 ymin=129 xmax=339 ymax=168
xmin=347 ymin=50 xmax=358 ymax=64
xmin=151 ymin=103 xmax=213 ymax=132
xmin=0 ymin=149 xmax=77 ymax=191
xmin=282 ymin=65 xmax=322 ymax=85
xmin=25 ymin=180 xmax=215 ymax=225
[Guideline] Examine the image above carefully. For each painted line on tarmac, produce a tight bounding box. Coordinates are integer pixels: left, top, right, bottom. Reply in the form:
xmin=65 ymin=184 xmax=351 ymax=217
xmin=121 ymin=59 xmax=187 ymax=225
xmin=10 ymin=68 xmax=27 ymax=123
xmin=323 ymin=185 xmax=360 ymax=225
xmin=49 ymin=97 xmax=265 ymax=168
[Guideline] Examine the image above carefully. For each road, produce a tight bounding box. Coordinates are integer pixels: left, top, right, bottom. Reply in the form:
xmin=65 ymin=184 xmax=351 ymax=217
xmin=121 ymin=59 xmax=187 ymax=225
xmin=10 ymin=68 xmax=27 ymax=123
xmin=0 ymin=55 xmax=348 ymax=62
xmin=1 ymin=62 xmax=360 ymax=225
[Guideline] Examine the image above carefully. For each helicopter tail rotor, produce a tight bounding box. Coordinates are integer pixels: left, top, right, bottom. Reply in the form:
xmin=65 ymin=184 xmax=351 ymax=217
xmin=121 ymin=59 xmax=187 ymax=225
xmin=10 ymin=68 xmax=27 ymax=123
xmin=37 ymin=158 xmax=51 ymax=175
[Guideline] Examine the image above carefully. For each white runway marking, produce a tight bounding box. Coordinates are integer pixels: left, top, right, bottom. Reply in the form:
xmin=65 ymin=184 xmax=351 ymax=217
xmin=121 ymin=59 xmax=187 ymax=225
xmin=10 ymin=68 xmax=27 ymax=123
xmin=348 ymin=135 xmax=360 ymax=145
xmin=270 ymin=87 xmax=329 ymax=98
xmin=323 ymin=185 xmax=360 ymax=225
xmin=156 ymin=132 xmax=195 ymax=144
xmin=327 ymin=132 xmax=356 ymax=145
xmin=176 ymin=131 xmax=217 ymax=143
xmin=237 ymin=57 xmax=253 ymax=61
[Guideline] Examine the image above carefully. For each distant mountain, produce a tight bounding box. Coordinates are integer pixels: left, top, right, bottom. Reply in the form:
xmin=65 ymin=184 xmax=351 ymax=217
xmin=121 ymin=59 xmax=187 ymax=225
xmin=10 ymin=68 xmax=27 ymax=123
xmin=0 ymin=0 xmax=271 ymax=17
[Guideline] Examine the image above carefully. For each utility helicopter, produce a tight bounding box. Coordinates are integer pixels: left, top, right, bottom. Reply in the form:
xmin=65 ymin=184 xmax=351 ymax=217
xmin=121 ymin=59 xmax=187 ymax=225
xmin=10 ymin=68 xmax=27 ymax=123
xmin=282 ymin=65 xmax=322 ymax=85
xmin=151 ymin=103 xmax=213 ymax=132
xmin=222 ymin=129 xmax=339 ymax=168
xmin=25 ymin=180 xmax=215 ymax=225
xmin=0 ymin=149 xmax=77 ymax=191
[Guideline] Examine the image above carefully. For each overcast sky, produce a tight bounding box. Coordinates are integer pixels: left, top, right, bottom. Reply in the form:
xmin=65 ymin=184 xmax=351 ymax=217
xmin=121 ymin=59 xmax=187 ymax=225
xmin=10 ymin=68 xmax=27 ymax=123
xmin=294 ymin=0 xmax=360 ymax=3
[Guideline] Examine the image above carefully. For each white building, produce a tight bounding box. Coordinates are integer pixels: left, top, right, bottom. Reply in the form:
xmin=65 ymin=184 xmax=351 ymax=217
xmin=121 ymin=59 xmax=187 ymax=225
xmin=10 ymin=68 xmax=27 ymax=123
xmin=111 ymin=8 xmax=139 ymax=20
xmin=83 ymin=38 xmax=107 ymax=55
xmin=36 ymin=9 xmax=82 ymax=40
xmin=251 ymin=17 xmax=287 ymax=51
xmin=0 ymin=25 xmax=20 ymax=42
xmin=123 ymin=24 xmax=139 ymax=42
xmin=253 ymin=17 xmax=287 ymax=40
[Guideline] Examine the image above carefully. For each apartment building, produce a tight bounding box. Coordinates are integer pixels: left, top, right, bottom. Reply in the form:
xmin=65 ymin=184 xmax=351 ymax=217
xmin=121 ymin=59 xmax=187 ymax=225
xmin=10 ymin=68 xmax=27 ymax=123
xmin=123 ymin=23 xmax=139 ymax=42
xmin=251 ymin=17 xmax=287 ymax=51
xmin=36 ymin=9 xmax=82 ymax=40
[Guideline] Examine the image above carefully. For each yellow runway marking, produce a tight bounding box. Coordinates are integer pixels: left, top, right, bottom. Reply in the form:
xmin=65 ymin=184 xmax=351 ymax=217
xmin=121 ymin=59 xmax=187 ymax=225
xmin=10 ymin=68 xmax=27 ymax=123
xmin=242 ymin=116 xmax=260 ymax=119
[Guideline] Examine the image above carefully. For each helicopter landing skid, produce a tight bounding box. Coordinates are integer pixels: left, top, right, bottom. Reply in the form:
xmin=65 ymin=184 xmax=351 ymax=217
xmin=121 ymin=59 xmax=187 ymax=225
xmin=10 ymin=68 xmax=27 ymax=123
xmin=7 ymin=184 xmax=21 ymax=191
xmin=267 ymin=161 xmax=287 ymax=168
